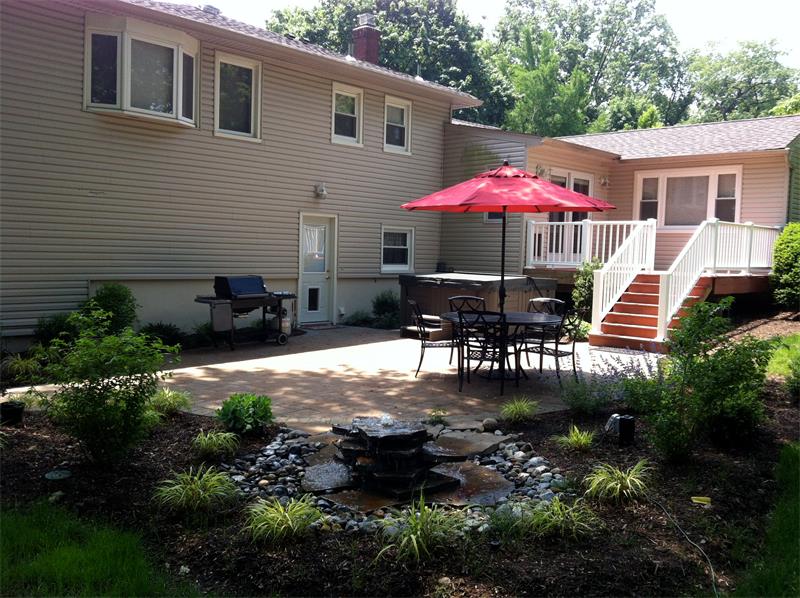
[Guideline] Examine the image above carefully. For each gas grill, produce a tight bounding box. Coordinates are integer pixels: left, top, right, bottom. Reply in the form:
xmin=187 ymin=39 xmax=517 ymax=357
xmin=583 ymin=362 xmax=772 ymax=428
xmin=195 ymin=275 xmax=296 ymax=350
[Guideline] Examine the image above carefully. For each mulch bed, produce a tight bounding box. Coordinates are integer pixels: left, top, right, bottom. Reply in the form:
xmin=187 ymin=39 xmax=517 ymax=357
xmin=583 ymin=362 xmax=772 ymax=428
xmin=2 ymin=316 xmax=798 ymax=596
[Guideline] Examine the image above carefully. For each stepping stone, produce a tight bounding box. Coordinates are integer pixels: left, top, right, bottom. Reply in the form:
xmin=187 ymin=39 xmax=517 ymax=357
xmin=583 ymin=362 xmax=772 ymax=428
xmin=429 ymin=462 xmax=515 ymax=506
xmin=301 ymin=461 xmax=355 ymax=493
xmin=442 ymin=415 xmax=486 ymax=431
xmin=304 ymin=443 xmax=338 ymax=466
xmin=435 ymin=430 xmax=512 ymax=457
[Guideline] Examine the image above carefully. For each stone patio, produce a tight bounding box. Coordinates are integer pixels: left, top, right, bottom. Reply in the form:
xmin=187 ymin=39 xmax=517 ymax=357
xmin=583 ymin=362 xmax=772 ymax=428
xmin=165 ymin=326 xmax=655 ymax=432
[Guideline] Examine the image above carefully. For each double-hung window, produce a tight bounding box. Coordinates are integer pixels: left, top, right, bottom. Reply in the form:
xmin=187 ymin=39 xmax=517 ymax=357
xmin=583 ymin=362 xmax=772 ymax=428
xmin=214 ymin=53 xmax=261 ymax=139
xmin=332 ymin=83 xmax=363 ymax=146
xmin=635 ymin=166 xmax=742 ymax=227
xmin=84 ymin=15 xmax=197 ymax=125
xmin=381 ymin=226 xmax=414 ymax=273
xmin=384 ymin=96 xmax=411 ymax=153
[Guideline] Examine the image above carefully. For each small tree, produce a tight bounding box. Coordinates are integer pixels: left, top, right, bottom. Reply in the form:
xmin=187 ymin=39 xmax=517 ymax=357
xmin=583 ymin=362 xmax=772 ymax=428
xmin=87 ymin=283 xmax=139 ymax=334
xmin=43 ymin=307 xmax=177 ymax=463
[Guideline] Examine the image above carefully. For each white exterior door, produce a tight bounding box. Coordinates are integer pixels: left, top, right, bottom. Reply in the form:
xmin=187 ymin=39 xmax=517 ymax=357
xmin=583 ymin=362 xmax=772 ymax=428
xmin=299 ymin=215 xmax=334 ymax=323
xmin=547 ymin=171 xmax=592 ymax=262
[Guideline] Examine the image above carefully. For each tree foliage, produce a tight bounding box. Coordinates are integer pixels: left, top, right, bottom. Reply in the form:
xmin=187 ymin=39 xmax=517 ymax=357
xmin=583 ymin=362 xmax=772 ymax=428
xmin=504 ymin=30 xmax=588 ymax=136
xmin=266 ymin=0 xmax=509 ymax=124
xmin=689 ymin=41 xmax=799 ymax=121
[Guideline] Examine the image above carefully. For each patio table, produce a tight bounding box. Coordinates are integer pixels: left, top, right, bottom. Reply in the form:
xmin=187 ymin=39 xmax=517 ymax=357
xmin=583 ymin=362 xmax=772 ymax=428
xmin=440 ymin=311 xmax=563 ymax=385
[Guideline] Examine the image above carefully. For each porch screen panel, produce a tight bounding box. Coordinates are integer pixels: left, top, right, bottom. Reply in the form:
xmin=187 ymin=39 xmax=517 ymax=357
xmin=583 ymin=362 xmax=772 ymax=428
xmin=665 ymin=175 xmax=709 ymax=226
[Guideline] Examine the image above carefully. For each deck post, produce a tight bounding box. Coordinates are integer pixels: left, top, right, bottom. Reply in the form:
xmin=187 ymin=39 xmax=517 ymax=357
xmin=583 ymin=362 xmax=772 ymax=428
xmin=646 ymin=219 xmax=657 ymax=272
xmin=582 ymin=219 xmax=593 ymax=264
xmin=591 ymin=269 xmax=603 ymax=334
xmin=710 ymin=218 xmax=720 ymax=275
xmin=656 ymin=273 xmax=670 ymax=341
xmin=744 ymin=221 xmax=754 ymax=275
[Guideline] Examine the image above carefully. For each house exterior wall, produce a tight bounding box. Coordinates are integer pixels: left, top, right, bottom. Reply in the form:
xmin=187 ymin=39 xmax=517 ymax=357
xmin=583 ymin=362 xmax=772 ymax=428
xmin=439 ymin=124 xmax=539 ymax=274
xmin=608 ymin=152 xmax=790 ymax=269
xmin=0 ymin=0 xmax=454 ymax=337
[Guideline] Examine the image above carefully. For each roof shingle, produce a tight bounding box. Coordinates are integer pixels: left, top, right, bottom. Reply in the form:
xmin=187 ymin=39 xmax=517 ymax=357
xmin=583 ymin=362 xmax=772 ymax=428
xmin=116 ymin=0 xmax=481 ymax=108
xmin=557 ymin=114 xmax=800 ymax=159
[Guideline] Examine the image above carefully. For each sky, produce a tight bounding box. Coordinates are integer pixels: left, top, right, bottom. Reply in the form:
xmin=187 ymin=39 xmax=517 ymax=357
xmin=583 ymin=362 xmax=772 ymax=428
xmin=175 ymin=0 xmax=800 ymax=69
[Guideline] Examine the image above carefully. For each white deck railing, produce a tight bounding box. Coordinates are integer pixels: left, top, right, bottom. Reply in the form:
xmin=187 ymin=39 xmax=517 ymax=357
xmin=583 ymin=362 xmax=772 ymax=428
xmin=526 ymin=220 xmax=642 ymax=267
xmin=590 ymin=219 xmax=657 ymax=332
xmin=654 ymin=220 xmax=782 ymax=339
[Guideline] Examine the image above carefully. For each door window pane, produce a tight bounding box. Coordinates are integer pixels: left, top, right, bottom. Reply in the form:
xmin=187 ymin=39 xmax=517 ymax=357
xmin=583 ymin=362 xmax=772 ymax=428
xmin=572 ymin=178 xmax=590 ymax=195
xmin=303 ymin=225 xmax=326 ymax=273
xmin=715 ymin=173 xmax=736 ymax=222
xmin=219 ymin=62 xmax=253 ymax=134
xmin=130 ymin=39 xmax=174 ymax=114
xmin=90 ymin=34 xmax=118 ymax=105
xmin=665 ymin=176 xmax=709 ymax=226
xmin=181 ymin=54 xmax=194 ymax=120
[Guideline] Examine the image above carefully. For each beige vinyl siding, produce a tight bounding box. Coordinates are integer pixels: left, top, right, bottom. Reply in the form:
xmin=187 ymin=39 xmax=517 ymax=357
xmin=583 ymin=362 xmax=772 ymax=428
xmin=0 ymin=0 xmax=451 ymax=335
xmin=789 ymin=138 xmax=800 ymax=223
xmin=608 ymin=152 xmax=790 ymax=268
xmin=439 ymin=124 xmax=536 ymax=274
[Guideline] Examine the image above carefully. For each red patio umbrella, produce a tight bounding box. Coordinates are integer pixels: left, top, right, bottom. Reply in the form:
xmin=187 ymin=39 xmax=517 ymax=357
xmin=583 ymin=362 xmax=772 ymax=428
xmin=401 ymin=161 xmax=616 ymax=313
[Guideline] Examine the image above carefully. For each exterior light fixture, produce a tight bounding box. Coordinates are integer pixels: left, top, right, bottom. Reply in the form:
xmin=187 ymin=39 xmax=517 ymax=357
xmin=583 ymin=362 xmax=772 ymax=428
xmin=314 ymin=182 xmax=328 ymax=199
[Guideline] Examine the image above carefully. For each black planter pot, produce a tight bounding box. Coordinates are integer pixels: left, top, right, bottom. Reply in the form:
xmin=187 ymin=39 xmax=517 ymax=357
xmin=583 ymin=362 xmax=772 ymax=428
xmin=0 ymin=400 xmax=25 ymax=426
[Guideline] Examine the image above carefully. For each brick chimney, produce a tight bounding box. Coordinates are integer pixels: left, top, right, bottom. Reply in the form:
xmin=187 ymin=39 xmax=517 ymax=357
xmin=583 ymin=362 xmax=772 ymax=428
xmin=352 ymin=13 xmax=380 ymax=64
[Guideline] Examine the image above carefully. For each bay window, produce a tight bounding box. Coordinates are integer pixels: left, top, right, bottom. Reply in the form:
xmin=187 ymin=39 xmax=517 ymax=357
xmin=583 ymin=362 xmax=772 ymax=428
xmin=635 ymin=166 xmax=742 ymax=227
xmin=84 ymin=15 xmax=198 ymax=125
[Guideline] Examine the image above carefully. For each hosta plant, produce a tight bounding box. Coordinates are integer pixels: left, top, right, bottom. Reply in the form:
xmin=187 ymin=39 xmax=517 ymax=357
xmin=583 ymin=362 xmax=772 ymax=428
xmin=216 ymin=392 xmax=273 ymax=434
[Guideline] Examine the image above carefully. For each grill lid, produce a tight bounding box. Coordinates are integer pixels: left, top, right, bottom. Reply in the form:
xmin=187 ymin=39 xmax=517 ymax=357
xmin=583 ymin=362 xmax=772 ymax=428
xmin=214 ymin=275 xmax=268 ymax=299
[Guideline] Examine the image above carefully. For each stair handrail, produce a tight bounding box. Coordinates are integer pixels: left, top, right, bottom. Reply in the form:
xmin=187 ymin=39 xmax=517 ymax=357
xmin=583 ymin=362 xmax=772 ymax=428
xmin=655 ymin=219 xmax=782 ymax=339
xmin=591 ymin=218 xmax=657 ymax=333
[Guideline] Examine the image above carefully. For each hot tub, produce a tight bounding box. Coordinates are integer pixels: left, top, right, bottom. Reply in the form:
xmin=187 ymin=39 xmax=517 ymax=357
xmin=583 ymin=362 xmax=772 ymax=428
xmin=399 ymin=272 xmax=557 ymax=324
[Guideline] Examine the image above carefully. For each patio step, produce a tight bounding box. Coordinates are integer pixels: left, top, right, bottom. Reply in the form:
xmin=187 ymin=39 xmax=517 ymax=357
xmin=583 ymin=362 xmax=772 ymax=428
xmin=588 ymin=332 xmax=666 ymax=353
xmin=621 ymin=292 xmax=660 ymax=305
xmin=604 ymin=312 xmax=658 ymax=327
xmin=600 ymin=322 xmax=657 ymax=339
xmin=611 ymin=302 xmax=658 ymax=316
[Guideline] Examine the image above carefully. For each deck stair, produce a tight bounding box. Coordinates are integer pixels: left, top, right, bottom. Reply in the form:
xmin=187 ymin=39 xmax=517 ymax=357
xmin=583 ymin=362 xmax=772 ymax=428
xmin=588 ymin=274 xmax=713 ymax=352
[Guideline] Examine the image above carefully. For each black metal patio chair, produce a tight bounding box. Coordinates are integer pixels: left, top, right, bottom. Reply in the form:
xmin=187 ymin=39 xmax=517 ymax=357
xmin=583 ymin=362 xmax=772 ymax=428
xmin=516 ymin=308 xmax=581 ymax=380
xmin=521 ymin=297 xmax=567 ymax=366
xmin=448 ymin=295 xmax=486 ymax=313
xmin=456 ymin=310 xmax=520 ymax=392
xmin=408 ymin=298 xmax=456 ymax=378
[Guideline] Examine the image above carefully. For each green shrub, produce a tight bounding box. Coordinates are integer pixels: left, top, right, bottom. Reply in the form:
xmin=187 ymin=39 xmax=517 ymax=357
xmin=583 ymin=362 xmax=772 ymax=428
xmin=244 ymin=495 xmax=322 ymax=544
xmin=787 ymin=355 xmax=800 ymax=403
xmin=584 ymin=460 xmax=650 ymax=503
xmin=33 ymin=313 xmax=78 ymax=346
xmin=620 ymin=373 xmax=663 ymax=413
xmin=149 ymin=387 xmax=192 ymax=416
xmin=217 ymin=392 xmax=273 ymax=434
xmin=560 ymin=376 xmax=613 ymax=415
xmin=140 ymin=322 xmax=184 ymax=346
xmin=572 ymin=319 xmax=591 ymax=341
xmin=648 ymin=399 xmax=696 ymax=462
xmin=771 ymin=223 xmax=800 ymax=308
xmin=500 ymin=396 xmax=538 ymax=423
xmin=154 ymin=465 xmax=238 ymax=514
xmin=343 ymin=309 xmax=374 ymax=327
xmin=379 ymin=496 xmax=465 ymax=563
xmin=555 ymin=424 xmax=594 ymax=451
xmin=192 ymin=431 xmax=239 ymax=460
xmin=41 ymin=309 xmax=177 ymax=463
xmin=372 ymin=290 xmax=400 ymax=329
xmin=572 ymin=259 xmax=602 ymax=320
xmin=0 ymin=503 xmax=196 ymax=597
xmin=3 ymin=352 xmax=43 ymax=385
xmin=87 ymin=283 xmax=138 ymax=334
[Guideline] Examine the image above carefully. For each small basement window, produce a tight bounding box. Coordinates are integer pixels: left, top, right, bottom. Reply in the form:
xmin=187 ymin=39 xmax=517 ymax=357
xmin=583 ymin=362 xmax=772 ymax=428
xmin=215 ymin=53 xmax=261 ymax=139
xmin=381 ymin=226 xmax=414 ymax=273
xmin=84 ymin=15 xmax=198 ymax=125
xmin=332 ymin=83 xmax=363 ymax=146
xmin=384 ymin=96 xmax=411 ymax=153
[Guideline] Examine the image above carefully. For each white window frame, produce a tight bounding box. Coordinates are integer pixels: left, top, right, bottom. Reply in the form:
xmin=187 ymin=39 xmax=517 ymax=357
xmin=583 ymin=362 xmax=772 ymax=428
xmin=546 ymin=168 xmax=595 ymax=223
xmin=634 ymin=165 xmax=743 ymax=230
xmin=83 ymin=14 xmax=198 ymax=127
xmin=484 ymin=212 xmax=504 ymax=223
xmin=383 ymin=95 xmax=412 ymax=154
xmin=214 ymin=52 xmax=262 ymax=141
xmin=380 ymin=225 xmax=414 ymax=273
xmin=331 ymin=82 xmax=364 ymax=147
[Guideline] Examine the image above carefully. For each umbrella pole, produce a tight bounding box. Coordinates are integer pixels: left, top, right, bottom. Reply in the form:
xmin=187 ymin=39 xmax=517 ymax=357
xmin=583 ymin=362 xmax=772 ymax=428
xmin=499 ymin=206 xmax=507 ymax=395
